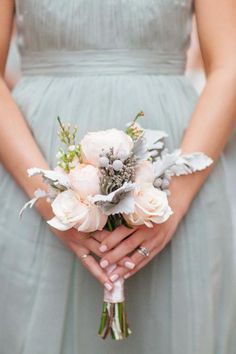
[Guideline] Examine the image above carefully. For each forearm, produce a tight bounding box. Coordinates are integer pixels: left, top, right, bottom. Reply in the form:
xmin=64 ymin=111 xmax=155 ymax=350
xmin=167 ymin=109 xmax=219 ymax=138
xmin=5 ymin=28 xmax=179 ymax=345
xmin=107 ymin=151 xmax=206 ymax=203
xmin=170 ymin=68 xmax=236 ymax=215
xmin=0 ymin=77 xmax=53 ymax=219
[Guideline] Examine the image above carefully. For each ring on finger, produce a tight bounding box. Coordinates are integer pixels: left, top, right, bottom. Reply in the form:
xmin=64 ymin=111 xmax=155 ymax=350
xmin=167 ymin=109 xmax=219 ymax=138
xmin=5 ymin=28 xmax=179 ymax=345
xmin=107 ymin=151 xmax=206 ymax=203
xmin=137 ymin=246 xmax=150 ymax=257
xmin=80 ymin=253 xmax=90 ymax=262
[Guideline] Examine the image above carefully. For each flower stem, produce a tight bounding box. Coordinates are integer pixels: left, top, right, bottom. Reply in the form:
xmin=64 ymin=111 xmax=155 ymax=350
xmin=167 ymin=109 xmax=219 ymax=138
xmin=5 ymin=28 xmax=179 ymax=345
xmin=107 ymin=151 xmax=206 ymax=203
xmin=98 ymin=302 xmax=132 ymax=340
xmin=106 ymin=218 xmax=114 ymax=232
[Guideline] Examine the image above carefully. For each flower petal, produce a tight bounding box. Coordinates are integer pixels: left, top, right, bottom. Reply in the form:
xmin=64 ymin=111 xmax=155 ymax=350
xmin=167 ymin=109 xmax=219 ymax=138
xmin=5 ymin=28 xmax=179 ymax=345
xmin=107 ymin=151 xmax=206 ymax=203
xmin=47 ymin=216 xmax=74 ymax=231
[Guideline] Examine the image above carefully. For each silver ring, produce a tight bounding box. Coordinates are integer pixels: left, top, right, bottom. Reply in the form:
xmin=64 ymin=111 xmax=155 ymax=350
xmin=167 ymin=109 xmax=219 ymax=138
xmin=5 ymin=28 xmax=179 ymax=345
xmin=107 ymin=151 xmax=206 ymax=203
xmin=137 ymin=246 xmax=150 ymax=257
xmin=80 ymin=253 xmax=90 ymax=261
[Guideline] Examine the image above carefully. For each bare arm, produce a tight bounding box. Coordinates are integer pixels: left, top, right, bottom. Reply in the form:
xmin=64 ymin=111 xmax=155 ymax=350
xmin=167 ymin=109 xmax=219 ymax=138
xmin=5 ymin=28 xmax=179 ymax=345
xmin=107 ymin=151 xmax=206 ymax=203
xmin=97 ymin=0 xmax=236 ymax=280
xmin=171 ymin=0 xmax=236 ymax=214
xmin=0 ymin=0 xmax=52 ymax=219
xmin=0 ymin=0 xmax=114 ymax=290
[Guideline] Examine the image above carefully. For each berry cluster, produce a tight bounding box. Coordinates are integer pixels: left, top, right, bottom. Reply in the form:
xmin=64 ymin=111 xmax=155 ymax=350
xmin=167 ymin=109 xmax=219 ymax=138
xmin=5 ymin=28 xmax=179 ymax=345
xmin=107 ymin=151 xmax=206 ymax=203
xmin=99 ymin=148 xmax=136 ymax=195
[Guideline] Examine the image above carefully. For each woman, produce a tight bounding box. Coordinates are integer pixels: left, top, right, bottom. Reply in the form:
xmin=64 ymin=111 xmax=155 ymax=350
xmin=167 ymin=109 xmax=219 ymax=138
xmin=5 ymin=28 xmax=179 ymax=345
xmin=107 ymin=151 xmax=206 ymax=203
xmin=0 ymin=1 xmax=235 ymax=353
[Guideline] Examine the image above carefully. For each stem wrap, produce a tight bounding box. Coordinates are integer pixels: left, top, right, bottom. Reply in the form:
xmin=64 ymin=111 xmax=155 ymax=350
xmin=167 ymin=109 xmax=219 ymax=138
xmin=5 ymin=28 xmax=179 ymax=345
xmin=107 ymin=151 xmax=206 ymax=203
xmin=104 ymin=264 xmax=124 ymax=303
xmin=98 ymin=264 xmax=131 ymax=340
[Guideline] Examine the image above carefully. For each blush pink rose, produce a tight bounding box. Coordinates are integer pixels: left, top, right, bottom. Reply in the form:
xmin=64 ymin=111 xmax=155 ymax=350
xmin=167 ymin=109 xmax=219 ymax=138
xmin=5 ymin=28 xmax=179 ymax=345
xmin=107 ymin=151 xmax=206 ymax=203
xmin=47 ymin=189 xmax=107 ymax=232
xmin=124 ymin=183 xmax=173 ymax=228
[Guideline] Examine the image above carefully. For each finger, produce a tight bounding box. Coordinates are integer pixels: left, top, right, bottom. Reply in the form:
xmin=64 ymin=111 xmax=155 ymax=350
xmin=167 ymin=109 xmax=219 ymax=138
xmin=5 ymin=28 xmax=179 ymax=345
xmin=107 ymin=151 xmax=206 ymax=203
xmin=99 ymin=228 xmax=146 ymax=269
xmin=98 ymin=225 xmax=137 ymax=254
xmin=128 ymin=232 xmax=163 ymax=266
xmin=69 ymin=242 xmax=114 ymax=291
xmin=124 ymin=246 xmax=160 ymax=279
xmin=109 ymin=246 xmax=159 ymax=282
xmin=61 ymin=229 xmax=103 ymax=257
xmin=108 ymin=233 xmax=164 ymax=281
xmin=106 ymin=256 xmax=138 ymax=282
xmin=124 ymin=235 xmax=169 ymax=279
xmin=75 ymin=237 xmax=104 ymax=257
xmin=107 ymin=254 xmax=142 ymax=281
xmin=68 ymin=228 xmax=108 ymax=243
xmin=90 ymin=229 xmax=111 ymax=243
xmin=82 ymin=256 xmax=114 ymax=290
xmin=116 ymin=256 xmax=137 ymax=270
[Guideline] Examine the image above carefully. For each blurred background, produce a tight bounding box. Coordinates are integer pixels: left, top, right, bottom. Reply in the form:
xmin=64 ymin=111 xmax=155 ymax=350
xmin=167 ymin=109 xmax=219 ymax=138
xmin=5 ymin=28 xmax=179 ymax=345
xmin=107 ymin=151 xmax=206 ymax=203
xmin=4 ymin=16 xmax=236 ymax=247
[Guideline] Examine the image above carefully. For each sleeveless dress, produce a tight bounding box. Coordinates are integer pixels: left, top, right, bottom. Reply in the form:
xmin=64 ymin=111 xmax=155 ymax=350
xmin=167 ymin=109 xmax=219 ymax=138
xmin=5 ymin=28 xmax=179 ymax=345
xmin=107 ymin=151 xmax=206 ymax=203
xmin=224 ymin=128 xmax=236 ymax=252
xmin=0 ymin=1 xmax=236 ymax=353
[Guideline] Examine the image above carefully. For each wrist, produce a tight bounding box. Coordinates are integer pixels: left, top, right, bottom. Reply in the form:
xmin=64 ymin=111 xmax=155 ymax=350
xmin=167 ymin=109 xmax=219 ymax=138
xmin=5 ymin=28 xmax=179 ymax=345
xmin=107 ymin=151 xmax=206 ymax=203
xmin=34 ymin=197 xmax=54 ymax=221
xmin=168 ymin=176 xmax=194 ymax=220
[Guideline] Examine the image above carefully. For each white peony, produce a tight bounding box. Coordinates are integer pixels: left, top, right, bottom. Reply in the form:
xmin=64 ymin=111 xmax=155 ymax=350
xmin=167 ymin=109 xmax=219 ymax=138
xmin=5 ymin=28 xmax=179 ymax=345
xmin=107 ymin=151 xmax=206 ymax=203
xmin=68 ymin=164 xmax=101 ymax=199
xmin=135 ymin=160 xmax=155 ymax=184
xmin=80 ymin=129 xmax=134 ymax=166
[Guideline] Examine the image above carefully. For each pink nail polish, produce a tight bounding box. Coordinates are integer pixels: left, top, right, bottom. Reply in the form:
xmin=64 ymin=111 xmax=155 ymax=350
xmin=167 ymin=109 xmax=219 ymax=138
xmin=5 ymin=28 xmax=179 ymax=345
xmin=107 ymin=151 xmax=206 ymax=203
xmin=100 ymin=260 xmax=109 ymax=268
xmin=104 ymin=282 xmax=113 ymax=291
xmin=99 ymin=244 xmax=108 ymax=253
xmin=124 ymin=261 xmax=135 ymax=269
xmin=110 ymin=274 xmax=119 ymax=282
xmin=124 ymin=273 xmax=131 ymax=279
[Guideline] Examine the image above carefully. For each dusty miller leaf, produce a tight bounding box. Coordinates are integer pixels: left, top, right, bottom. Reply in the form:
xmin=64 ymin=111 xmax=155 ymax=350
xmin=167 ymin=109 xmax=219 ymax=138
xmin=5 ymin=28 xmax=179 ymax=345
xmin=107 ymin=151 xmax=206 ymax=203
xmin=169 ymin=152 xmax=213 ymax=176
xmin=91 ymin=182 xmax=135 ymax=215
xmin=153 ymin=150 xmax=213 ymax=179
xmin=153 ymin=150 xmax=181 ymax=178
xmin=133 ymin=129 xmax=168 ymax=160
xmin=27 ymin=167 xmax=70 ymax=189
xmin=19 ymin=189 xmax=48 ymax=218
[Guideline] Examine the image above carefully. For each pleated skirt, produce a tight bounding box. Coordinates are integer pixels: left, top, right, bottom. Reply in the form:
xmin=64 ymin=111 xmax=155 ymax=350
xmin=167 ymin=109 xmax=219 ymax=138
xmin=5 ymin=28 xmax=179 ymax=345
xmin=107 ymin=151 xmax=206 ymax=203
xmin=0 ymin=73 xmax=235 ymax=354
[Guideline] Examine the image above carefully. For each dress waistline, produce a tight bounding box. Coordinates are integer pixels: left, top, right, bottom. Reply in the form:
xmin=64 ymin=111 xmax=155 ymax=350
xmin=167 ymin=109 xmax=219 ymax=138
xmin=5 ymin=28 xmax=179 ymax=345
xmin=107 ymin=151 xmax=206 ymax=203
xmin=21 ymin=49 xmax=186 ymax=76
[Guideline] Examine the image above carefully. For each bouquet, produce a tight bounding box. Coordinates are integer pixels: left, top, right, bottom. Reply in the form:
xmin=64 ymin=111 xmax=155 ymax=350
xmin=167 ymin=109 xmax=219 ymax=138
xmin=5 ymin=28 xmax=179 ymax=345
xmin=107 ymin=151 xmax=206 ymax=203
xmin=20 ymin=111 xmax=212 ymax=340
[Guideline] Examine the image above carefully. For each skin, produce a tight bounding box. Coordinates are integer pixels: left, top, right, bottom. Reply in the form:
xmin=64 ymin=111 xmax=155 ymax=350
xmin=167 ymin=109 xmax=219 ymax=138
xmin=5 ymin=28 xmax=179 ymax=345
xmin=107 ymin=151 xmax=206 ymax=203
xmin=1 ymin=0 xmax=236 ymax=288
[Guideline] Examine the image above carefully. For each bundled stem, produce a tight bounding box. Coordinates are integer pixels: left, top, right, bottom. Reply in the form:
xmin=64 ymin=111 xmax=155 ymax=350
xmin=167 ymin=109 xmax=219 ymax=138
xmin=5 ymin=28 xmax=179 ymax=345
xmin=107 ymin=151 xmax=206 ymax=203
xmin=98 ymin=263 xmax=132 ymax=340
xmin=98 ymin=302 xmax=131 ymax=340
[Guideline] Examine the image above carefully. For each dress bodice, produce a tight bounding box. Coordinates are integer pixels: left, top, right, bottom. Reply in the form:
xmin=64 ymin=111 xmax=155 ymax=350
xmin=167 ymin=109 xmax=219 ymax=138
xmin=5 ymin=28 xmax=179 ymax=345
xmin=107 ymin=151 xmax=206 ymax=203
xmin=14 ymin=0 xmax=194 ymax=76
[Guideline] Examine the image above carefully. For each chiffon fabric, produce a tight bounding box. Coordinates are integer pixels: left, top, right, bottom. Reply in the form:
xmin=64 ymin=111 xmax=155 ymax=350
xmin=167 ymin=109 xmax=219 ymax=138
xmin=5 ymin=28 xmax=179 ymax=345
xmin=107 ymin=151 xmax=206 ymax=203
xmin=0 ymin=1 xmax=235 ymax=353
xmin=223 ymin=128 xmax=236 ymax=257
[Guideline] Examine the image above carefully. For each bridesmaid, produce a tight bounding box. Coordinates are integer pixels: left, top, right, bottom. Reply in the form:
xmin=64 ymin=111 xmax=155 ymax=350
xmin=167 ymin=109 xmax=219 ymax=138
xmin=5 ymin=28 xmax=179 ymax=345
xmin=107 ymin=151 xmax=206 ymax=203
xmin=0 ymin=1 xmax=236 ymax=353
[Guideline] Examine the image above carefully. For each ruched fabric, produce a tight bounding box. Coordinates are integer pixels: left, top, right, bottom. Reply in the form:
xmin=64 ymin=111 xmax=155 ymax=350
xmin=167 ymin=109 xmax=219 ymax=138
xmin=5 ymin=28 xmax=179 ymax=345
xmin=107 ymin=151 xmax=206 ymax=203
xmin=0 ymin=1 xmax=235 ymax=354
xmin=21 ymin=49 xmax=187 ymax=76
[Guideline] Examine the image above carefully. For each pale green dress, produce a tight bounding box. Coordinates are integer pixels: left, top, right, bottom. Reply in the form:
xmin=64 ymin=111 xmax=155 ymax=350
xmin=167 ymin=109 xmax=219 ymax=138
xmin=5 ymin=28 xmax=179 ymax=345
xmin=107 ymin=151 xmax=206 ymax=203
xmin=0 ymin=1 xmax=235 ymax=353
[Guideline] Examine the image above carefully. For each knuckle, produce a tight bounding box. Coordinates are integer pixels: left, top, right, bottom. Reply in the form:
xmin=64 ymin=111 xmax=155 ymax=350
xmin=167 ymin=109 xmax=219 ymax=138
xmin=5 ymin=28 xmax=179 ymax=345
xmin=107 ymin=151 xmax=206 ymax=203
xmin=107 ymin=252 xmax=119 ymax=264
xmin=105 ymin=238 xmax=114 ymax=249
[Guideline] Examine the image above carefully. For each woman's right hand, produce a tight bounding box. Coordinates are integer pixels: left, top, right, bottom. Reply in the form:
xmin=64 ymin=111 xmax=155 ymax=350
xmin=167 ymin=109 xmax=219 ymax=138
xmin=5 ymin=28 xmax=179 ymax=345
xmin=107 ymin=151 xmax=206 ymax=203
xmin=49 ymin=226 xmax=115 ymax=291
xmin=37 ymin=199 xmax=135 ymax=290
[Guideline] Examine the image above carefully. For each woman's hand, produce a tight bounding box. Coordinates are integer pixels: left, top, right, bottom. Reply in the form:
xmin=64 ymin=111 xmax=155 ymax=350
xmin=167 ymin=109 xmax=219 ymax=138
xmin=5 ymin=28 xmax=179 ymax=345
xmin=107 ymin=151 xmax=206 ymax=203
xmin=39 ymin=199 xmax=138 ymax=290
xmin=97 ymin=204 xmax=183 ymax=282
xmin=49 ymin=225 xmax=138 ymax=290
xmin=49 ymin=226 xmax=116 ymax=291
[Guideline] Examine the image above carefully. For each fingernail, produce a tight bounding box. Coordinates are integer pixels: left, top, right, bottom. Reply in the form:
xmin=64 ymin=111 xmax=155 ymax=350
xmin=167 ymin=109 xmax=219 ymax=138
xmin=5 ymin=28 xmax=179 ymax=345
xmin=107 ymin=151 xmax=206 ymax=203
xmin=124 ymin=273 xmax=131 ymax=279
xmin=104 ymin=282 xmax=113 ymax=291
xmin=110 ymin=274 xmax=119 ymax=282
xmin=100 ymin=260 xmax=109 ymax=268
xmin=99 ymin=244 xmax=108 ymax=253
xmin=124 ymin=261 xmax=135 ymax=270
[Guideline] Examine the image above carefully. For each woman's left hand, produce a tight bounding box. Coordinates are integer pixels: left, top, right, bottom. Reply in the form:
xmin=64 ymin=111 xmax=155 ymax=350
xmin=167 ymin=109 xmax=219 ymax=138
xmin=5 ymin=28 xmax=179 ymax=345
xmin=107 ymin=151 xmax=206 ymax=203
xmin=97 ymin=211 xmax=182 ymax=282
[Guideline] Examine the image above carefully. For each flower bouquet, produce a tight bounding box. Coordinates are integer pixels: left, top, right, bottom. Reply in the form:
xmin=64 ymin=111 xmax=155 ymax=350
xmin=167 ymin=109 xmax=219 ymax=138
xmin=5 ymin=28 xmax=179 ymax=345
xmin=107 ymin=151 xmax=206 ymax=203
xmin=20 ymin=111 xmax=212 ymax=340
